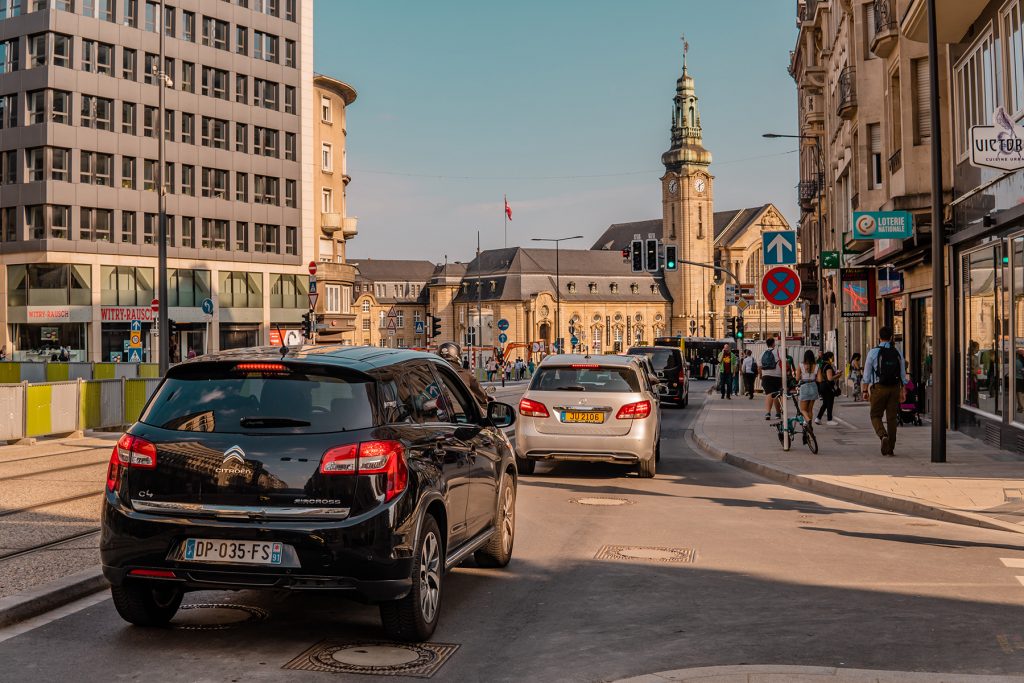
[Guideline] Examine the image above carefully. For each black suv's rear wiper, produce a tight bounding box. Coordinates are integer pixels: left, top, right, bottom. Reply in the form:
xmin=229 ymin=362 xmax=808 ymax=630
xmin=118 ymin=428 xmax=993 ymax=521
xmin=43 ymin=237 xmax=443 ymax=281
xmin=239 ymin=416 xmax=311 ymax=428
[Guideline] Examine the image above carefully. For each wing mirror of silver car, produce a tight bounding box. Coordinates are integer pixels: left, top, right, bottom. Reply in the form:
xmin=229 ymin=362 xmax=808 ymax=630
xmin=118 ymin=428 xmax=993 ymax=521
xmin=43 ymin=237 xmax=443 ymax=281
xmin=487 ymin=401 xmax=516 ymax=428
xmin=486 ymin=385 xmax=497 ymax=395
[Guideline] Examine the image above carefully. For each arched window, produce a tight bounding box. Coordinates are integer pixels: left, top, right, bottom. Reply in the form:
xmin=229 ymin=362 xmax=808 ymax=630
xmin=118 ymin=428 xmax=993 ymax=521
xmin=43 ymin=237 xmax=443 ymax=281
xmin=689 ymin=105 xmax=695 ymax=127
xmin=746 ymin=247 xmax=765 ymax=289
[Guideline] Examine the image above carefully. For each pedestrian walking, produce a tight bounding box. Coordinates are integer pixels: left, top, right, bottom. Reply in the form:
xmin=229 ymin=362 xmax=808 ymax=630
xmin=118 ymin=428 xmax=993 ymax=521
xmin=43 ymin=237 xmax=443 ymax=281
xmin=741 ymin=349 xmax=757 ymax=399
xmin=759 ymin=337 xmax=783 ymax=420
xmin=815 ymin=351 xmax=839 ymax=425
xmin=486 ymin=357 xmax=496 ymax=382
xmin=847 ymin=353 xmax=863 ymax=401
xmin=716 ymin=343 xmax=738 ymax=399
xmin=862 ymin=326 xmax=907 ymax=456
xmin=515 ymin=357 xmax=525 ymax=381
xmin=797 ymin=349 xmax=820 ymax=433
xmin=527 ymin=358 xmax=535 ymax=377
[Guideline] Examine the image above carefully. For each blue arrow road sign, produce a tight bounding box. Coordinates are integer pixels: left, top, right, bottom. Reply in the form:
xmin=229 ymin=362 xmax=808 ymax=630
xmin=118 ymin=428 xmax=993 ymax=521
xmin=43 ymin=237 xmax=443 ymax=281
xmin=498 ymin=333 xmax=508 ymax=344
xmin=762 ymin=231 xmax=798 ymax=266
xmin=130 ymin=319 xmax=142 ymax=332
xmin=201 ymin=298 xmax=214 ymax=315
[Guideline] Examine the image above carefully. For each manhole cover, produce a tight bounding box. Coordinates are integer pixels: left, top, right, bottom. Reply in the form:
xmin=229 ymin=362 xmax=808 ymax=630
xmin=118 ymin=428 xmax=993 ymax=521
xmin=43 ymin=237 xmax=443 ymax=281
xmin=283 ymin=640 xmax=459 ymax=678
xmin=570 ymin=497 xmax=634 ymax=506
xmin=595 ymin=545 xmax=695 ymax=563
xmin=172 ymin=603 xmax=269 ymax=630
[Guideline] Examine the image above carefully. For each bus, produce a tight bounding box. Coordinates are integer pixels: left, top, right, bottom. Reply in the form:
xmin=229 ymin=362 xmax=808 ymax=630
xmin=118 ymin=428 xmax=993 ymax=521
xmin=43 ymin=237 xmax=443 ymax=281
xmin=655 ymin=336 xmax=731 ymax=379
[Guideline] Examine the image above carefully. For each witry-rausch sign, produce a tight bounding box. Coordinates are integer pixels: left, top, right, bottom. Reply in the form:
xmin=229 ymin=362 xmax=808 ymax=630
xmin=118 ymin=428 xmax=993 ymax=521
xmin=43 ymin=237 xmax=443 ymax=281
xmin=971 ymin=106 xmax=1024 ymax=171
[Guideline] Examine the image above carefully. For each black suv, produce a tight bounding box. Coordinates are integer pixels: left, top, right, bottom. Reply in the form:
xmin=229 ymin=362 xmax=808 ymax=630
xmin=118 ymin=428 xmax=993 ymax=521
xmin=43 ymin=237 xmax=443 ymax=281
xmin=100 ymin=346 xmax=518 ymax=642
xmin=627 ymin=346 xmax=688 ymax=407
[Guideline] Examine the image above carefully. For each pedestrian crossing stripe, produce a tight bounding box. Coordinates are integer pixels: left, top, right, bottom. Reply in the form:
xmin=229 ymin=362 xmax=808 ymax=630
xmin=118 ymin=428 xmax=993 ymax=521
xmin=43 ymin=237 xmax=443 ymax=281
xmin=999 ymin=558 xmax=1024 ymax=567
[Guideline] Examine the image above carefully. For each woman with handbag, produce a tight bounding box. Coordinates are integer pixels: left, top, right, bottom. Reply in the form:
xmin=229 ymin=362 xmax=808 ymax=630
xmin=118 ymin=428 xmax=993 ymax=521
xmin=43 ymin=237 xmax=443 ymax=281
xmin=797 ymin=349 xmax=820 ymax=433
xmin=815 ymin=351 xmax=839 ymax=425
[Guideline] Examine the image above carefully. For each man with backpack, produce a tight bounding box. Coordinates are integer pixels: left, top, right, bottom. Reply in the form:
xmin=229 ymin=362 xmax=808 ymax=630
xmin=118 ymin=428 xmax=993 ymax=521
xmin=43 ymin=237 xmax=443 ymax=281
xmin=758 ymin=337 xmax=783 ymax=420
xmin=862 ymin=326 xmax=907 ymax=456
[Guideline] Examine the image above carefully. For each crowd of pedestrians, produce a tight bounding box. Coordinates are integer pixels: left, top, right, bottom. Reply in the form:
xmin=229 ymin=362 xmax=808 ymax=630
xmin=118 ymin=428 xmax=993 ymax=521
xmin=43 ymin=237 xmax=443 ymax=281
xmin=714 ymin=326 xmax=909 ymax=456
xmin=485 ymin=356 xmax=534 ymax=385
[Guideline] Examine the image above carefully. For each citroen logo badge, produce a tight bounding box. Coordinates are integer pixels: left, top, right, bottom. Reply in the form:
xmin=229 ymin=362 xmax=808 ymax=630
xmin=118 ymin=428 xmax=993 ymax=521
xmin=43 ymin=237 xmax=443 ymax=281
xmin=223 ymin=445 xmax=246 ymax=466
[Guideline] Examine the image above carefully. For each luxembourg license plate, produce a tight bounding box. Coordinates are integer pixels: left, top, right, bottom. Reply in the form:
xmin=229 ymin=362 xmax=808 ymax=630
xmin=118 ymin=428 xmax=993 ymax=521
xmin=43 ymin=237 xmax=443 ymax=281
xmin=562 ymin=411 xmax=605 ymax=424
xmin=183 ymin=538 xmax=282 ymax=565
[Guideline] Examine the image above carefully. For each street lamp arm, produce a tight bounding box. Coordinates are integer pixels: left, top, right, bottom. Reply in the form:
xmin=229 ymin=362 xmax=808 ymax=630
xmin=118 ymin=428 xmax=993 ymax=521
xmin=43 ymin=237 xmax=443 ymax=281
xmin=679 ymin=259 xmax=739 ymax=284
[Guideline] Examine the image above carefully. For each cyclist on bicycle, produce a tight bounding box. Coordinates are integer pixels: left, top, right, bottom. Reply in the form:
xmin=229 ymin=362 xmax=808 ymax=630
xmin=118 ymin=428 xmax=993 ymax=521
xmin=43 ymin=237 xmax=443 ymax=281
xmin=796 ymin=349 xmax=820 ymax=433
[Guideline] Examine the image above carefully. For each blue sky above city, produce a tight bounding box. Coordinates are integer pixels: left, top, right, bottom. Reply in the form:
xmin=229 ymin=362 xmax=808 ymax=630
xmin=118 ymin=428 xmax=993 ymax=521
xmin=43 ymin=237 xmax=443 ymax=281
xmin=315 ymin=1 xmax=800 ymax=261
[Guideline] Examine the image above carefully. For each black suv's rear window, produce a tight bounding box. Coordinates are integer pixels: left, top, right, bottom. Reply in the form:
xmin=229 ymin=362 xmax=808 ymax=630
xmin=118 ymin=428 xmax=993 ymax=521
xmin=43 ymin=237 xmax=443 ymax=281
xmin=628 ymin=348 xmax=678 ymax=371
xmin=141 ymin=362 xmax=375 ymax=434
xmin=529 ymin=366 xmax=640 ymax=393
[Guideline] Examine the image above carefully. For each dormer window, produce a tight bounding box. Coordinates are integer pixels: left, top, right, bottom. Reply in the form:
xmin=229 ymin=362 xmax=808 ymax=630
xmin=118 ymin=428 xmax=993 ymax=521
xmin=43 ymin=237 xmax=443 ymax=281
xmin=610 ymin=283 xmax=619 ymax=294
xmin=630 ymin=282 xmax=639 ymax=295
xmin=490 ymin=280 xmax=497 ymax=292
xmin=567 ymin=281 xmax=576 ymax=294
xmin=588 ymin=282 xmax=597 ymax=294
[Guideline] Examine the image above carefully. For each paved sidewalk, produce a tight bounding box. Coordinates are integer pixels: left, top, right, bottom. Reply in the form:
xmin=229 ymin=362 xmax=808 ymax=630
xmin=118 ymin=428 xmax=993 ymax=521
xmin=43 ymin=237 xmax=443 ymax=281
xmin=617 ymin=664 xmax=1024 ymax=682
xmin=692 ymin=391 xmax=1024 ymax=534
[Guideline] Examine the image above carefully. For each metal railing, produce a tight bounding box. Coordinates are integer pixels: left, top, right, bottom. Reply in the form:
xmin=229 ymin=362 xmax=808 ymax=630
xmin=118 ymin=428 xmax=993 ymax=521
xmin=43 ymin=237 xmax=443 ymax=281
xmin=888 ymin=148 xmax=903 ymax=175
xmin=836 ymin=65 xmax=856 ymax=117
xmin=799 ymin=179 xmax=819 ymax=201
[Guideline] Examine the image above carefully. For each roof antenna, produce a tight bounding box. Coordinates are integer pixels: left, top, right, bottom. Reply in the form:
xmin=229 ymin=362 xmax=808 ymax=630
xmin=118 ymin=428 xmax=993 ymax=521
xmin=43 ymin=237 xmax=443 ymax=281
xmin=275 ymin=323 xmax=288 ymax=358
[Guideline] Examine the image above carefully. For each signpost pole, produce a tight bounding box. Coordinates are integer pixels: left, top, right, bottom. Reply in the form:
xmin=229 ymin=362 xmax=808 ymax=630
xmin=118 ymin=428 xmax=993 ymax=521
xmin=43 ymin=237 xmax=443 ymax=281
xmin=927 ymin=0 xmax=947 ymax=463
xmin=780 ymin=305 xmax=790 ymax=451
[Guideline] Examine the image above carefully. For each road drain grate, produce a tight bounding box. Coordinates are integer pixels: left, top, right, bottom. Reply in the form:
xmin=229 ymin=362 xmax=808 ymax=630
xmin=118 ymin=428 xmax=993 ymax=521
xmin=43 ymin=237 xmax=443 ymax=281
xmin=570 ymin=497 xmax=634 ymax=507
xmin=283 ymin=641 xmax=459 ymax=678
xmin=172 ymin=603 xmax=269 ymax=630
xmin=595 ymin=545 xmax=695 ymax=563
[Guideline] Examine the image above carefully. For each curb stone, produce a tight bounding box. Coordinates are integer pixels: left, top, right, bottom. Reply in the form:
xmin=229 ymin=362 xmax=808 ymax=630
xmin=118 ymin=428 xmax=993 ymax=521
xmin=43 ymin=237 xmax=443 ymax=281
xmin=614 ymin=664 xmax=1024 ymax=682
xmin=691 ymin=395 xmax=1024 ymax=535
xmin=0 ymin=567 xmax=108 ymax=628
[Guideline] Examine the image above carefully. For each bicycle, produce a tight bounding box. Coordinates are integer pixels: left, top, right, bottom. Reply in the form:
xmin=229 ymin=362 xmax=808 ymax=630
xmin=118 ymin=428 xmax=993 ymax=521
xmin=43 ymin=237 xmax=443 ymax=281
xmin=769 ymin=389 xmax=818 ymax=454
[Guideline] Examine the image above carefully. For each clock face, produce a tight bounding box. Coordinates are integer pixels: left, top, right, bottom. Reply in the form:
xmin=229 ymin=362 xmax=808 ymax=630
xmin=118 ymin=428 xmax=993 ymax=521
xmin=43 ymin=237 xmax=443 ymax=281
xmin=668 ymin=179 xmax=678 ymax=195
xmin=694 ymin=178 xmax=706 ymax=194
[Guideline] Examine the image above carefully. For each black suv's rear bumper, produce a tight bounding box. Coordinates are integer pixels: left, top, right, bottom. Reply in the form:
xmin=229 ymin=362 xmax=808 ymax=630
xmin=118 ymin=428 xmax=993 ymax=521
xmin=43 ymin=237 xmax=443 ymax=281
xmin=100 ymin=496 xmax=417 ymax=603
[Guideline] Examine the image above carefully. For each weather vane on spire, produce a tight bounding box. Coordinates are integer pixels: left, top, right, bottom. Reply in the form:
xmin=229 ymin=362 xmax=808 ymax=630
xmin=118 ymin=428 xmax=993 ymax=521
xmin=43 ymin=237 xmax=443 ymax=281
xmin=681 ymin=33 xmax=689 ymax=70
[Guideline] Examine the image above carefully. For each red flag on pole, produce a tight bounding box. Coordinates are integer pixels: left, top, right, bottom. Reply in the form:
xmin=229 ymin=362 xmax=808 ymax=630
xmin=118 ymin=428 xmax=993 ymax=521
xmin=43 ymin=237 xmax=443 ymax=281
xmin=504 ymin=196 xmax=512 ymax=221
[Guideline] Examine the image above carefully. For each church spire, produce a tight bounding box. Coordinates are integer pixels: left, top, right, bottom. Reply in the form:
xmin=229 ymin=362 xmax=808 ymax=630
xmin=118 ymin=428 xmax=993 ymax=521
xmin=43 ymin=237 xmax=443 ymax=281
xmin=664 ymin=36 xmax=711 ymax=172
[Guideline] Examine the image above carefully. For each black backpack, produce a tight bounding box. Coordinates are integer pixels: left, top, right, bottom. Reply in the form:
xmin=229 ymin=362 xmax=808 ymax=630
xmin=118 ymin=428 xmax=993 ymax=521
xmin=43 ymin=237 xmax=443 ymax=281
xmin=876 ymin=346 xmax=902 ymax=386
xmin=760 ymin=349 xmax=777 ymax=370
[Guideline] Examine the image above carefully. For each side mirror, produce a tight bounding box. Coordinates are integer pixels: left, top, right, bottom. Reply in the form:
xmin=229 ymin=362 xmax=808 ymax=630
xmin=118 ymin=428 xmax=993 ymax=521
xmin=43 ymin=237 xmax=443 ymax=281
xmin=487 ymin=401 xmax=516 ymax=428
xmin=486 ymin=385 xmax=497 ymax=395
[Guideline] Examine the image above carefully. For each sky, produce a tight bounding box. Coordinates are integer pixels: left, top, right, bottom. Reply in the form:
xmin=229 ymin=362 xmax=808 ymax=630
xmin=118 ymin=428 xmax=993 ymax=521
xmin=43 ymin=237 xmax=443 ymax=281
xmin=314 ymin=1 xmax=800 ymax=262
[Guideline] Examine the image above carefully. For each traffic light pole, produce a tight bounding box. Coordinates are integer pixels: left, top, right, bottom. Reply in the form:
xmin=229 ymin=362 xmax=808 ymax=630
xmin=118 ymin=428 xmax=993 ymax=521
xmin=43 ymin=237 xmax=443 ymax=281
xmin=679 ymin=259 xmax=744 ymax=353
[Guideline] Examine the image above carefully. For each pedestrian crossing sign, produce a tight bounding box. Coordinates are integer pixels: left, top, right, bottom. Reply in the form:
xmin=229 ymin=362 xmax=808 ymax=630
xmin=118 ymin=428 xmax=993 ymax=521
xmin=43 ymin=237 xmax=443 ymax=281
xmin=128 ymin=348 xmax=143 ymax=363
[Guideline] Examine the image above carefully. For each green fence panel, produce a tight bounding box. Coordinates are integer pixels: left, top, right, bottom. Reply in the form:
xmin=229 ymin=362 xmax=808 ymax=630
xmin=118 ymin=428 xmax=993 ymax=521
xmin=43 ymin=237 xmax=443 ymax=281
xmin=94 ymin=363 xmax=116 ymax=379
xmin=80 ymin=380 xmax=102 ymax=430
xmin=138 ymin=364 xmax=160 ymax=378
xmin=45 ymin=363 xmax=69 ymax=381
xmin=24 ymin=384 xmax=52 ymax=437
xmin=0 ymin=363 xmax=19 ymax=384
xmin=123 ymin=379 xmax=150 ymax=424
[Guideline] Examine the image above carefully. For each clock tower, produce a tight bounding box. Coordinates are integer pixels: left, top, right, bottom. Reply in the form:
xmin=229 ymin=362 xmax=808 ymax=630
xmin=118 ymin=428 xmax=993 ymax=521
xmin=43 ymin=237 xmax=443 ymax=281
xmin=661 ymin=47 xmax=714 ymax=337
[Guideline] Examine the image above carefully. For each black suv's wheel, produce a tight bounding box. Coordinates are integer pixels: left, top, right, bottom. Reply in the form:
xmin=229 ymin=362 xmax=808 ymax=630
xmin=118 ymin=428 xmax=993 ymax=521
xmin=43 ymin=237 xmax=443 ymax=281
xmin=515 ymin=456 xmax=535 ymax=475
xmin=380 ymin=515 xmax=444 ymax=642
xmin=475 ymin=476 xmax=515 ymax=568
xmin=110 ymin=581 xmax=183 ymax=627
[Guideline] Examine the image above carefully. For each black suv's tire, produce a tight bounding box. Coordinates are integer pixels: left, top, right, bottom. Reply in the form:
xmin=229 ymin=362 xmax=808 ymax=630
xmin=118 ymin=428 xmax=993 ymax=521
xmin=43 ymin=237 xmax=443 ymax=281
xmin=515 ymin=456 xmax=535 ymax=475
xmin=475 ymin=476 xmax=515 ymax=568
xmin=110 ymin=581 xmax=183 ymax=627
xmin=380 ymin=515 xmax=444 ymax=642
xmin=638 ymin=456 xmax=656 ymax=478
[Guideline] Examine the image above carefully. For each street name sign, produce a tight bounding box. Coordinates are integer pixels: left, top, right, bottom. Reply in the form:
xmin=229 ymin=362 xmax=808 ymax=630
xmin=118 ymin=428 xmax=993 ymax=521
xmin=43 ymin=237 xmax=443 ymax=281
xmin=724 ymin=283 xmax=737 ymax=306
xmin=852 ymin=211 xmax=913 ymax=240
xmin=762 ymin=231 xmax=798 ymax=266
xmin=761 ymin=267 xmax=801 ymax=307
xmin=970 ymin=106 xmax=1024 ymax=171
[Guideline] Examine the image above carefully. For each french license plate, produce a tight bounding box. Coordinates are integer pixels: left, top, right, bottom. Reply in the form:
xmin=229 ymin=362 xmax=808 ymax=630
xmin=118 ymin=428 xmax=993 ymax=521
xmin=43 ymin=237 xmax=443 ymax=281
xmin=562 ymin=411 xmax=605 ymax=424
xmin=183 ymin=538 xmax=282 ymax=565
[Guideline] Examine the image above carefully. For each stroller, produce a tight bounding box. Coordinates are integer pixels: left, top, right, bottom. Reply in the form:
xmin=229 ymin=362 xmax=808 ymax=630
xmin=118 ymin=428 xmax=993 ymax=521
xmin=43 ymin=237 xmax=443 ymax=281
xmin=898 ymin=378 xmax=924 ymax=426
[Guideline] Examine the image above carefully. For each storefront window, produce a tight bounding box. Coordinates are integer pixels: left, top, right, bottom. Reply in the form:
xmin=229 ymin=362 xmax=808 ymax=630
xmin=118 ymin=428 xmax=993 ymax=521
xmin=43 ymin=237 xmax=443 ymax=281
xmin=220 ymin=324 xmax=259 ymax=350
xmin=101 ymin=265 xmax=154 ymax=305
xmin=7 ymin=264 xmax=25 ymax=306
xmin=27 ymin=263 xmax=68 ymax=305
xmin=1013 ymin=237 xmax=1024 ymax=423
xmin=168 ymin=268 xmax=211 ymax=307
xmin=269 ymin=273 xmax=307 ymax=308
xmin=70 ymin=264 xmax=90 ymax=305
xmin=962 ymin=245 xmax=1002 ymax=415
xmin=13 ymin=322 xmax=86 ymax=361
xmin=219 ymin=271 xmax=261 ymax=308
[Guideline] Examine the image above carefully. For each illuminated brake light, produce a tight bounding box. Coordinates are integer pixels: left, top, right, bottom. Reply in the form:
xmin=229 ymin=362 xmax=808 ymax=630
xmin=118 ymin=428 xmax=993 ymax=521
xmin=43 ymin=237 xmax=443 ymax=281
xmin=519 ymin=397 xmax=550 ymax=418
xmin=616 ymin=400 xmax=652 ymax=420
xmin=570 ymin=363 xmax=600 ymax=369
xmin=128 ymin=569 xmax=177 ymax=579
xmin=106 ymin=446 xmax=120 ymax=492
xmin=319 ymin=441 xmax=408 ymax=501
xmin=320 ymin=444 xmax=358 ymax=474
xmin=234 ymin=362 xmax=288 ymax=373
xmin=116 ymin=433 xmax=157 ymax=469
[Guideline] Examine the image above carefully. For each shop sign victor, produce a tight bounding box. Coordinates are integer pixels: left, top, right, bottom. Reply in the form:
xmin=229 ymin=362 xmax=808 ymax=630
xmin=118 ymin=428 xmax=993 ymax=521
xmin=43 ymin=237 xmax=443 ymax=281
xmin=970 ymin=106 xmax=1024 ymax=171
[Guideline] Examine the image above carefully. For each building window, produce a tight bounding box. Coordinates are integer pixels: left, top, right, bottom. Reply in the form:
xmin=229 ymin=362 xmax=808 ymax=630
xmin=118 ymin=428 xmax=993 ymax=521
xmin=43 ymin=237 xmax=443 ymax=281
xmin=51 ymin=147 xmax=70 ymax=181
xmin=142 ymin=105 xmax=156 ymax=137
xmin=181 ymin=112 xmax=194 ymax=144
xmin=122 ymin=47 xmax=136 ymax=80
xmin=120 ymin=155 xmax=137 ymax=189
xmin=321 ymin=96 xmax=331 ymax=122
xmin=26 ymin=90 xmax=45 ymax=125
xmin=201 ymin=218 xmax=228 ymax=250
xmin=201 ymin=116 xmax=228 ymax=149
xmin=235 ymin=172 xmax=248 ymax=201
xmin=911 ymin=57 xmax=931 ymax=145
xmin=201 ymin=167 xmax=228 ymax=198
xmin=122 ymin=0 xmax=137 ymax=27
xmin=162 ymin=3 xmax=174 ymax=36
xmin=80 ymin=151 xmax=112 ymax=186
xmin=80 ymin=207 xmax=113 ymax=242
xmin=962 ymin=244 xmax=1002 ymax=416
xmin=201 ymin=67 xmax=229 ymax=100
xmin=253 ymin=78 xmax=277 ymax=109
xmin=121 ymin=211 xmax=136 ymax=244
xmin=254 ymin=223 xmax=280 ymax=253
xmin=201 ymin=16 xmax=229 ymax=50
xmin=168 ymin=268 xmax=211 ymax=308
xmin=269 ymin=273 xmax=306 ymax=308
xmin=182 ymin=9 xmax=194 ymax=41
xmin=0 ymin=93 xmax=16 ymax=129
xmin=253 ymin=30 xmax=277 ymax=62
xmin=254 ymin=175 xmax=279 ymax=205
xmin=868 ymin=122 xmax=882 ymax=189
xmin=954 ymin=27 xmax=996 ymax=161
xmin=28 ymin=33 xmax=46 ymax=68
xmin=325 ymin=285 xmax=341 ymax=314
xmin=285 ymin=38 xmax=295 ymax=67
xmin=322 ymin=188 xmax=333 ymax=213
xmin=219 ymin=271 xmax=261 ymax=308
xmin=235 ymin=74 xmax=248 ymax=103
xmin=362 ymin=318 xmax=371 ymax=331
xmin=285 ymin=226 xmax=297 ymax=255
xmin=0 ymin=37 xmax=19 ymax=74
xmin=284 ymin=0 xmax=294 ymax=20
xmin=181 ymin=61 xmax=195 ymax=93
xmin=181 ymin=164 xmax=195 ymax=195
xmin=321 ymin=143 xmax=333 ymax=172
xmin=254 ymin=126 xmax=278 ymax=157
xmin=81 ymin=95 xmax=113 ymax=131
xmin=122 ymin=101 xmax=136 ymax=135
xmin=284 ymin=85 xmax=296 ymax=114
xmin=235 ymin=221 xmax=248 ymax=251
xmin=25 ymin=147 xmax=43 ymax=181
xmin=362 ymin=300 xmax=370 ymax=313
xmin=235 ymin=122 xmax=247 ymax=152
xmin=1003 ymin=0 xmax=1024 ymax=117
xmin=181 ymin=216 xmax=195 ymax=247
xmin=235 ymin=25 xmax=247 ymax=55
xmin=0 ymin=0 xmax=20 ymax=17
xmin=285 ymin=132 xmax=296 ymax=161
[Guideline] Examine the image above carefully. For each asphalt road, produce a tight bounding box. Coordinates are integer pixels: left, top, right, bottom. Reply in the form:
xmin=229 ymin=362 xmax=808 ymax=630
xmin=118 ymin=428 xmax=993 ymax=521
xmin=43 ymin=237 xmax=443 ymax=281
xmin=2 ymin=384 xmax=1024 ymax=682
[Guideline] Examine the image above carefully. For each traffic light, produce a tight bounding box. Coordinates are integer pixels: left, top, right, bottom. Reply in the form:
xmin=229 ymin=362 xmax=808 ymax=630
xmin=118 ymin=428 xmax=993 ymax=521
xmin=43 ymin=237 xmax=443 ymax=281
xmin=167 ymin=319 xmax=177 ymax=334
xmin=645 ymin=238 xmax=659 ymax=272
xmin=301 ymin=311 xmax=312 ymax=338
xmin=726 ymin=316 xmax=737 ymax=339
xmin=630 ymin=239 xmax=644 ymax=273
xmin=665 ymin=244 xmax=678 ymax=271
xmin=736 ymin=317 xmax=744 ymax=339
xmin=430 ymin=315 xmax=442 ymax=339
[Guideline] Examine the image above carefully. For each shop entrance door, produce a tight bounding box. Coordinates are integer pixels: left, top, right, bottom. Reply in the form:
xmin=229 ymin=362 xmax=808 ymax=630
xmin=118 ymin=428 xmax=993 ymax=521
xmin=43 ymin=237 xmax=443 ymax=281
xmin=911 ymin=296 xmax=933 ymax=415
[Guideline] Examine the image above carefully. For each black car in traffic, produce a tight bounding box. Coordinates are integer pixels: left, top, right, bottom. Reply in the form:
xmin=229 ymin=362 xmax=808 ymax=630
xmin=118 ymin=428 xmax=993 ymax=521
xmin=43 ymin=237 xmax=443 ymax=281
xmin=627 ymin=346 xmax=688 ymax=407
xmin=100 ymin=346 xmax=518 ymax=641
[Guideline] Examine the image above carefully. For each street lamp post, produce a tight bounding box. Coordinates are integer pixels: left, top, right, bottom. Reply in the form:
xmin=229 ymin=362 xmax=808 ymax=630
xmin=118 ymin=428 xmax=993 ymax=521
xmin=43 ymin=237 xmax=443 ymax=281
xmin=763 ymin=132 xmax=825 ymax=355
xmin=156 ymin=0 xmax=170 ymax=374
xmin=532 ymin=236 xmax=583 ymax=353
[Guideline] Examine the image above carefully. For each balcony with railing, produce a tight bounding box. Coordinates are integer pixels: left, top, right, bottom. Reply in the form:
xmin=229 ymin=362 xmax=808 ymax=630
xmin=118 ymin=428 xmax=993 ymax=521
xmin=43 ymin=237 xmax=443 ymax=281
xmin=804 ymin=0 xmax=822 ymax=22
xmin=888 ymin=148 xmax=903 ymax=175
xmin=321 ymin=213 xmax=359 ymax=240
xmin=836 ymin=65 xmax=857 ymax=119
xmin=870 ymin=0 xmax=899 ymax=57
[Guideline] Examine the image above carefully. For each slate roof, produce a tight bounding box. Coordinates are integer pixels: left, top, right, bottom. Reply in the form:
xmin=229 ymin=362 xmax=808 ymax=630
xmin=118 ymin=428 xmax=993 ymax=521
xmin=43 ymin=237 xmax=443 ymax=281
xmin=351 ymin=258 xmax=437 ymax=305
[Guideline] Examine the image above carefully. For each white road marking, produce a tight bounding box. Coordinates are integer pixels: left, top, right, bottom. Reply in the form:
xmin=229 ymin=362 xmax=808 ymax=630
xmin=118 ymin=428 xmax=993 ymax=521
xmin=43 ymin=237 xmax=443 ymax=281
xmin=1018 ymin=576 xmax=1024 ymax=587
xmin=999 ymin=558 xmax=1024 ymax=568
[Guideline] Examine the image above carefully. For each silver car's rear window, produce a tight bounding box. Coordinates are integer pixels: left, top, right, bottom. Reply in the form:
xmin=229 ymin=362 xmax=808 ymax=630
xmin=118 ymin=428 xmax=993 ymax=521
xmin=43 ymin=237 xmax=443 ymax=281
xmin=529 ymin=366 xmax=640 ymax=393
